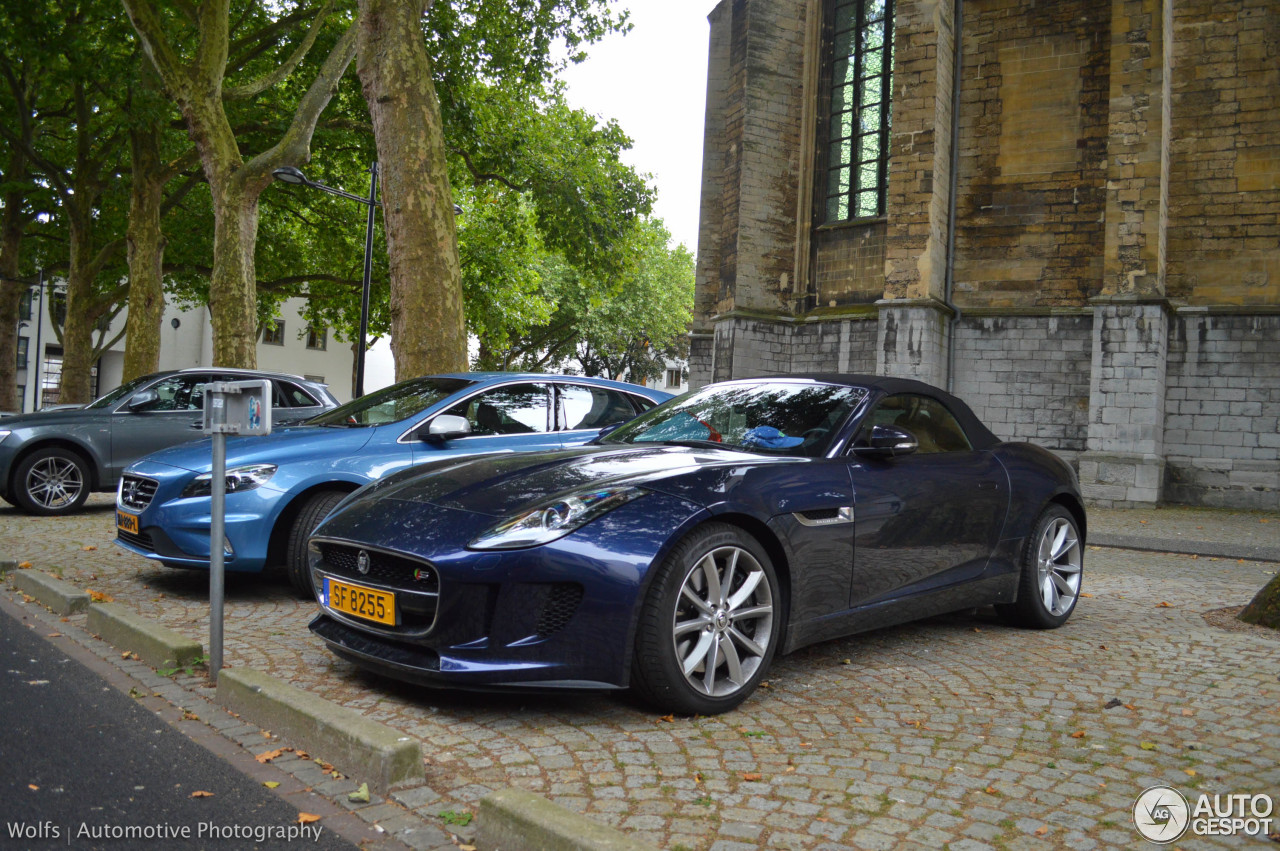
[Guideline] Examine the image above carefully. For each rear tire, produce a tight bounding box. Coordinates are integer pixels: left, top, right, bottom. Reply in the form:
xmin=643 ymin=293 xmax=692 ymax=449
xmin=631 ymin=523 xmax=782 ymax=715
xmin=997 ymin=504 xmax=1083 ymax=629
xmin=285 ymin=490 xmax=347 ymax=598
xmin=13 ymin=448 xmax=91 ymax=515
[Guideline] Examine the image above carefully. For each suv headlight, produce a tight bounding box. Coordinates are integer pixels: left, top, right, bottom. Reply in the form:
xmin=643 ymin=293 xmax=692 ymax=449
xmin=181 ymin=464 xmax=278 ymax=498
xmin=468 ymin=486 xmax=645 ymax=550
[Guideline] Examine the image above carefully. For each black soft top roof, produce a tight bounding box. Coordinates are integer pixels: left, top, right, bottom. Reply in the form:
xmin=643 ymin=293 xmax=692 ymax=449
xmin=725 ymin=373 xmax=1002 ymax=451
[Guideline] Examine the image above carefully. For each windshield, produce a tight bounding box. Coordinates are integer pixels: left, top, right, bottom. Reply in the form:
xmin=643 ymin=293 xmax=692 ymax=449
xmin=307 ymin=376 xmax=474 ymax=427
xmin=603 ymin=381 xmax=867 ymax=457
xmin=87 ymin=374 xmax=159 ymax=409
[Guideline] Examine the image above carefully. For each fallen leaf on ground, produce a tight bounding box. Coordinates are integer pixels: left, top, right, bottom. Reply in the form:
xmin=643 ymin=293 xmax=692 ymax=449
xmin=659 ymin=714 xmax=674 ymax=723
xmin=1080 ymin=593 xmax=1093 ymax=598
xmin=28 ymin=784 xmax=38 ymax=791
xmin=263 ymin=782 xmax=280 ymax=789
xmin=1070 ymin=731 xmax=1086 ymax=738
xmin=1035 ymin=826 xmax=1049 ymax=836
xmin=81 ymin=546 xmax=97 ymax=551
xmin=1156 ymin=601 xmax=1173 ymax=608
xmin=190 ymin=791 xmax=214 ymax=798
xmin=297 ymin=813 xmax=321 ymax=825
xmin=46 ymin=633 xmax=61 ymax=638
xmin=984 ymin=785 xmax=998 ymax=795
xmin=1181 ymin=708 xmax=1194 ymax=716
xmin=1185 ymin=769 xmax=1197 ymax=776
xmin=88 ymin=590 xmax=114 ymax=603
xmin=18 ymin=562 xmax=31 ymax=569
xmin=741 ymin=773 xmax=762 ymax=781
xmin=255 ymin=749 xmax=284 ymax=764
xmin=1139 ymin=742 xmax=1156 ymax=751
xmin=348 ymin=783 xmax=370 ymax=803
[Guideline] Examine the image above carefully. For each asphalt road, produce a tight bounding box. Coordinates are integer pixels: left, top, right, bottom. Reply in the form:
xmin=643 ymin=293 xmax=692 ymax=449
xmin=0 ymin=605 xmax=358 ymax=851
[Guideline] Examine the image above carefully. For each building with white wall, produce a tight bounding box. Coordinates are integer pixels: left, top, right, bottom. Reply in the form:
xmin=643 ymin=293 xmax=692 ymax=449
xmin=16 ymin=287 xmax=356 ymax=412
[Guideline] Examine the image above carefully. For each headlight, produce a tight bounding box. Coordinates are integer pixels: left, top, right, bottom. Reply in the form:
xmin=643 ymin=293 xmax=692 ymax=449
xmin=181 ymin=464 xmax=278 ymax=498
xmin=468 ymin=486 xmax=645 ymax=550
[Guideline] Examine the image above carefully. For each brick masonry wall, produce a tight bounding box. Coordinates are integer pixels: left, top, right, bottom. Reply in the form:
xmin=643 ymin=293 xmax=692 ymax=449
xmin=1163 ymin=313 xmax=1280 ymax=508
xmin=952 ymin=0 xmax=1110 ymax=308
xmin=1165 ymin=0 xmax=1280 ymax=305
xmin=950 ymin=314 xmax=1093 ymax=451
xmin=791 ymin=318 xmax=878 ymax=374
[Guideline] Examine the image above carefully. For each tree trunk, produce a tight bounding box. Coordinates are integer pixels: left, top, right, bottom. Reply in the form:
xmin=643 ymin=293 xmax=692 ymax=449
xmin=0 ymin=192 xmax=26 ymax=413
xmin=356 ymin=0 xmax=466 ymax=380
xmin=122 ymin=124 xmax=168 ymax=381
xmin=206 ymin=170 xmax=261 ymax=368
xmin=1239 ymin=573 xmax=1280 ymax=630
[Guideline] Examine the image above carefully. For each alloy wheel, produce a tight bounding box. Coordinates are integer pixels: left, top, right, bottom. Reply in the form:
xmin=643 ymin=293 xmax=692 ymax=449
xmin=26 ymin=456 xmax=85 ymax=510
xmin=671 ymin=545 xmax=775 ymax=698
xmin=1036 ymin=516 xmax=1082 ymax=616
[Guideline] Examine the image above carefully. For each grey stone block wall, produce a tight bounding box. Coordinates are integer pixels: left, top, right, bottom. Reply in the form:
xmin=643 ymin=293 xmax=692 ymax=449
xmin=951 ymin=314 xmax=1093 ymax=450
xmin=1163 ymin=312 xmax=1280 ymax=509
xmin=791 ymin=319 xmax=877 ymax=374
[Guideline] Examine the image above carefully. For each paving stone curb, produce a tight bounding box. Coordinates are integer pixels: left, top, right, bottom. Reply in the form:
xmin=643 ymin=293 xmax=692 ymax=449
xmin=87 ymin=601 xmax=204 ymax=670
xmin=1091 ymin=532 xmax=1280 ymax=563
xmin=478 ymin=788 xmax=660 ymax=851
xmin=10 ymin=568 xmax=90 ymax=615
xmin=217 ymin=667 xmax=426 ymax=796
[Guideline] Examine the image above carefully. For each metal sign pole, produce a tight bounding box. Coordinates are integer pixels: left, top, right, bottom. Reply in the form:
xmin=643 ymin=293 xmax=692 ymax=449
xmin=202 ymin=379 xmax=270 ymax=685
xmin=209 ymin=429 xmax=226 ymax=682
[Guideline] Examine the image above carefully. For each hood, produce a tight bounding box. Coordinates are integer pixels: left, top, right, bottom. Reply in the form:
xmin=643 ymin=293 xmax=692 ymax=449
xmin=347 ymin=443 xmax=794 ymax=518
xmin=0 ymin=407 xmax=108 ymax=428
xmin=128 ymin=424 xmax=375 ymax=474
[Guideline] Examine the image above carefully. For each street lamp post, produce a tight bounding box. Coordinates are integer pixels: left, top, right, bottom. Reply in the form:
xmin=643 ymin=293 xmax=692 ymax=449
xmin=272 ymin=163 xmax=379 ymax=398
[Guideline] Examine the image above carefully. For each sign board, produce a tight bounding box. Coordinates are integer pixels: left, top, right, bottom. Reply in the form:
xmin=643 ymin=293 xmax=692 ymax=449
xmin=202 ymin=380 xmax=272 ymax=436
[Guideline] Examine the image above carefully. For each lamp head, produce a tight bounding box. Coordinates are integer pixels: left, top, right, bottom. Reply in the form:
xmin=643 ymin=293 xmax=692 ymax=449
xmin=272 ymin=166 xmax=308 ymax=185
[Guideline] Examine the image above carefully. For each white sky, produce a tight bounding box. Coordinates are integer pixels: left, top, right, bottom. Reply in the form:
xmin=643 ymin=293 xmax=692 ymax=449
xmin=366 ymin=0 xmax=717 ymax=391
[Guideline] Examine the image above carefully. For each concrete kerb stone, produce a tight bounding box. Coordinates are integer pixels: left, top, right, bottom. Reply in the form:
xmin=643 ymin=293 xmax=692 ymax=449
xmin=9 ymin=569 xmax=90 ymax=615
xmin=86 ymin=602 xmax=204 ymax=671
xmin=216 ymin=667 xmax=425 ymax=796
xmin=0 ymin=559 xmax=17 ymax=574
xmin=477 ymin=788 xmax=661 ymax=851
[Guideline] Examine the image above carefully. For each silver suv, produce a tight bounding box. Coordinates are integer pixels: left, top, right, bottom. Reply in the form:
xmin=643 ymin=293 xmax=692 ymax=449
xmin=0 ymin=368 xmax=338 ymax=515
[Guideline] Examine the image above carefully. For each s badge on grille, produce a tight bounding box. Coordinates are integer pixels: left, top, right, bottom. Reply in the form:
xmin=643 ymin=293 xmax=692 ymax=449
xmin=357 ymin=550 xmax=371 ymax=575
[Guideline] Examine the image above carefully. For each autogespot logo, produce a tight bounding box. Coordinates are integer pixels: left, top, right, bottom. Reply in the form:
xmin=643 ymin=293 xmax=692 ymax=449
xmin=1134 ymin=785 xmax=1190 ymax=843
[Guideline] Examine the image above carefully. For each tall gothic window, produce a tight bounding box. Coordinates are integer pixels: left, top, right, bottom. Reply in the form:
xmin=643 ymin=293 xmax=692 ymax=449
xmin=823 ymin=0 xmax=894 ymax=222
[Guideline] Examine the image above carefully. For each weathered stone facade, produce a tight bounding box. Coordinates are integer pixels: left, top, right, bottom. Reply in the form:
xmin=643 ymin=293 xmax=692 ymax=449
xmin=692 ymin=0 xmax=1280 ymax=508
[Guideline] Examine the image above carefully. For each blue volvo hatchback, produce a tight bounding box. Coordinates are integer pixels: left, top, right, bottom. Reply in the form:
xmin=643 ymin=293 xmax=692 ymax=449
xmin=113 ymin=373 xmax=669 ymax=594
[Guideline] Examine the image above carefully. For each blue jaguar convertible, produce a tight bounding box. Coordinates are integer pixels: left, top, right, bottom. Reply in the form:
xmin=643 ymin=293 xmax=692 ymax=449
xmin=306 ymin=375 xmax=1086 ymax=715
xmin=114 ymin=373 xmax=668 ymax=594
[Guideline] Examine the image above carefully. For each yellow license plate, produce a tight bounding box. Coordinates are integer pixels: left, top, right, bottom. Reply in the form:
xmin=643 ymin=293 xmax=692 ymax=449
xmin=117 ymin=511 xmax=139 ymax=535
xmin=325 ymin=578 xmax=396 ymax=626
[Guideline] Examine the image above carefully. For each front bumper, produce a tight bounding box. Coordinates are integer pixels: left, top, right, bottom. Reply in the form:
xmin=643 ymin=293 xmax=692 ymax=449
xmin=112 ymin=465 xmax=283 ymax=572
xmin=307 ymin=491 xmax=707 ymax=691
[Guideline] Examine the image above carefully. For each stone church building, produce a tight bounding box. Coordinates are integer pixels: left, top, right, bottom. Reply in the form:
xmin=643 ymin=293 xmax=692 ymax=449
xmin=688 ymin=0 xmax=1279 ymax=508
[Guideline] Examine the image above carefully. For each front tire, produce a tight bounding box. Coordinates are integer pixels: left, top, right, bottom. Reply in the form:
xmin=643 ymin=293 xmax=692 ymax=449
xmin=998 ymin=504 xmax=1083 ymax=629
xmin=285 ymin=490 xmax=347 ymax=597
xmin=13 ymin=448 xmax=91 ymax=515
xmin=631 ymin=523 xmax=782 ymax=715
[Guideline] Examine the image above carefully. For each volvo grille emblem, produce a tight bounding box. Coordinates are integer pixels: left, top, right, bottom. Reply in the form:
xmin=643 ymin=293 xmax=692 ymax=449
xmin=124 ymin=481 xmax=139 ymax=503
xmin=357 ymin=550 xmax=371 ymax=575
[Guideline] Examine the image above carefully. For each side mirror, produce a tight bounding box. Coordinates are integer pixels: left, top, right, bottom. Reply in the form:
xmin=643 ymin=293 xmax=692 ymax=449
xmin=422 ymin=414 xmax=471 ymax=442
xmin=853 ymin=425 xmax=918 ymax=459
xmin=126 ymin=389 xmax=159 ymax=412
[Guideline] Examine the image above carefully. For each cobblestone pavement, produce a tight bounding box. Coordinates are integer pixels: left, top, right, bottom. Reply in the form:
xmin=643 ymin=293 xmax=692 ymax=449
xmin=3 ymin=495 xmax=1279 ymax=850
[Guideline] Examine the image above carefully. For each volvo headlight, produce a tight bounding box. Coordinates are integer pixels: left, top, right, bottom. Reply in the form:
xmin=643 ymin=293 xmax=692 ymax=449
xmin=181 ymin=464 xmax=278 ymax=498
xmin=469 ymin=486 xmax=645 ymax=550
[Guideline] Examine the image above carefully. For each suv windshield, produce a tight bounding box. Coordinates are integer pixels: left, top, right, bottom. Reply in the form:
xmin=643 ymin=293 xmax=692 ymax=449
xmin=87 ymin=374 xmax=159 ymax=409
xmin=308 ymin=376 xmax=474 ymax=427
xmin=604 ymin=381 xmax=867 ymax=457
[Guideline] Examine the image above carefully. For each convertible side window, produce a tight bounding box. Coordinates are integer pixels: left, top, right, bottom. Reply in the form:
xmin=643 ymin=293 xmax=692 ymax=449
xmin=854 ymin=394 xmax=972 ymax=454
xmin=444 ymin=383 xmax=551 ymax=436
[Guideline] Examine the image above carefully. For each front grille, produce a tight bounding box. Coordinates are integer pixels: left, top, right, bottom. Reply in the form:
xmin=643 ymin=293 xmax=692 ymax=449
xmin=317 ymin=543 xmax=439 ymax=593
xmin=536 ymin=583 xmax=583 ymax=638
xmin=117 ymin=528 xmax=154 ymax=552
xmin=316 ymin=542 xmax=439 ymax=634
xmin=119 ymin=475 xmax=159 ymax=511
